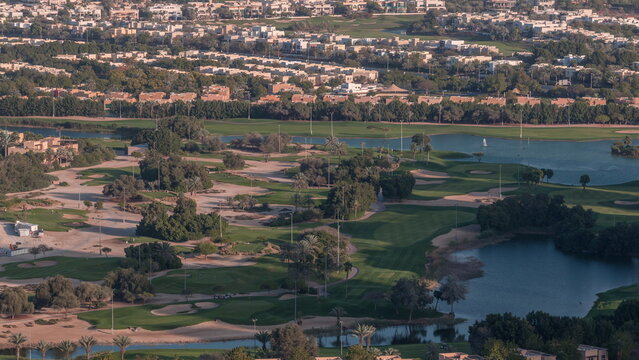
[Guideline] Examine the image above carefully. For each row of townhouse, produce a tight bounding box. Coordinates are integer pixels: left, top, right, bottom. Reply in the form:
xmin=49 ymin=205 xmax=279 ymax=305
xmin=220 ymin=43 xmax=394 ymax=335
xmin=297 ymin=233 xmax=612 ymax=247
xmin=0 ymin=62 xmax=70 ymax=77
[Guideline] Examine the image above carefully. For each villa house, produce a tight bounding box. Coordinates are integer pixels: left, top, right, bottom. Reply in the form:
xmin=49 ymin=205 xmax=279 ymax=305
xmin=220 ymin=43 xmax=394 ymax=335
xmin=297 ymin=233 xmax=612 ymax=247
xmin=519 ymin=349 xmax=557 ymax=360
xmin=439 ymin=353 xmax=485 ymax=360
xmin=578 ymin=345 xmax=608 ymax=360
xmin=8 ymin=137 xmax=79 ymax=165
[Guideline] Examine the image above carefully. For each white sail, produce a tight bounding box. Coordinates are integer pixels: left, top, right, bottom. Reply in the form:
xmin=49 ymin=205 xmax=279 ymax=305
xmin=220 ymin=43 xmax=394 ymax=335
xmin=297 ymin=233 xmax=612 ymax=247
xmin=482 ymin=138 xmax=488 ymax=147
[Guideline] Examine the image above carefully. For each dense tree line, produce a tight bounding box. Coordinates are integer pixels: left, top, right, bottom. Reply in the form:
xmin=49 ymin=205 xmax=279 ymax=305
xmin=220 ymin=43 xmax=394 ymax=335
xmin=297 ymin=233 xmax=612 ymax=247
xmin=136 ymin=195 xmax=227 ymax=242
xmin=138 ymin=151 xmax=212 ymax=192
xmin=71 ymin=139 xmax=116 ymax=167
xmin=0 ymin=153 xmax=56 ymax=194
xmin=469 ymin=309 xmax=637 ymax=360
xmin=555 ymin=222 xmax=639 ymax=257
xmin=123 ymin=242 xmax=183 ymax=272
xmin=477 ymin=194 xmax=596 ymax=233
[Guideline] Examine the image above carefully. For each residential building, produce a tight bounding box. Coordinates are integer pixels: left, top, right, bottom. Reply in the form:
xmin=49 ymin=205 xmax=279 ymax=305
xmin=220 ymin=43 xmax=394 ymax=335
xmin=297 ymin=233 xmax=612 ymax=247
xmin=439 ymin=353 xmax=485 ymax=360
xmin=519 ymin=349 xmax=557 ymax=360
xmin=578 ymin=345 xmax=607 ymax=360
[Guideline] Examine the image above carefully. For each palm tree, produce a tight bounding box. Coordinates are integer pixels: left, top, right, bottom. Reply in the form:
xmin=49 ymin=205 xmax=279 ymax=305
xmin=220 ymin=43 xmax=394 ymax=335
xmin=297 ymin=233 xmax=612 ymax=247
xmin=57 ymin=340 xmax=76 ymax=360
xmin=79 ymin=335 xmax=98 ymax=359
xmin=35 ymin=340 xmax=52 ymax=360
xmin=363 ymin=324 xmax=376 ymax=349
xmin=0 ymin=131 xmax=17 ymax=157
xmin=8 ymin=332 xmax=27 ymax=360
xmin=351 ymin=323 xmax=367 ymax=346
xmin=113 ymin=335 xmax=132 ymax=360
xmin=254 ymin=330 xmax=270 ymax=351
xmin=329 ymin=306 xmax=347 ymax=327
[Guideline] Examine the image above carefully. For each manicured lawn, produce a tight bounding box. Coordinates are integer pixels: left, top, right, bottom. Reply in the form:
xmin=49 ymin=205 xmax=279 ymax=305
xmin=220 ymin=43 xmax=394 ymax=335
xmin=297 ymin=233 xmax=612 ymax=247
xmin=152 ymin=256 xmax=289 ymax=295
xmin=78 ymin=298 xmax=279 ymax=329
xmin=140 ymin=191 xmax=178 ymax=200
xmin=210 ymin=172 xmax=328 ymax=205
xmin=0 ymin=256 xmax=122 ymax=281
xmin=79 ymin=168 xmax=133 ymax=186
xmin=588 ymin=284 xmax=638 ymax=318
xmin=204 ymin=119 xmax=636 ymax=141
xmin=0 ymin=208 xmax=88 ymax=231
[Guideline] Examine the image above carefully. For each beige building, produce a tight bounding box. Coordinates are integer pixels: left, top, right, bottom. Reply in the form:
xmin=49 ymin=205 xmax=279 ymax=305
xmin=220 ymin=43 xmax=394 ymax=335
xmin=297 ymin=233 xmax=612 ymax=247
xmin=578 ymin=345 xmax=607 ymax=360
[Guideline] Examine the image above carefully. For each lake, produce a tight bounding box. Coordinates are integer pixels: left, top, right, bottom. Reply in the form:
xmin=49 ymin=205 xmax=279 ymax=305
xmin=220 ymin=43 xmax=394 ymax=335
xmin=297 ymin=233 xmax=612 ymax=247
xmin=27 ymin=237 xmax=637 ymax=359
xmin=7 ymin=125 xmax=637 ymax=185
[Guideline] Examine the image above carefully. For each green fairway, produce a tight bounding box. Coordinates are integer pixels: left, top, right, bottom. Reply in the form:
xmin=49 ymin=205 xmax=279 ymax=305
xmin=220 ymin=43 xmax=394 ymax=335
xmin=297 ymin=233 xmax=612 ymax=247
xmin=210 ymin=172 xmax=328 ymax=205
xmin=78 ymin=298 xmax=279 ymax=329
xmin=4 ymin=116 xmax=636 ymax=141
xmin=588 ymin=284 xmax=638 ymax=318
xmin=0 ymin=256 xmax=122 ymax=281
xmin=152 ymin=256 xmax=289 ymax=295
xmin=79 ymin=168 xmax=134 ymax=186
xmin=0 ymin=208 xmax=88 ymax=231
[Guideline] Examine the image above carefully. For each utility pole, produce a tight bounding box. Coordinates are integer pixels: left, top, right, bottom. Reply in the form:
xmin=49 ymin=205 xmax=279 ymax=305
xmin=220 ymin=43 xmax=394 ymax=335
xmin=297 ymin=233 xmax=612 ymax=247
xmin=111 ymin=289 xmax=115 ymax=334
xmin=278 ymin=124 xmax=281 ymax=153
xmin=290 ymin=209 xmax=294 ymax=245
xmin=400 ymin=120 xmax=403 ymax=153
xmin=309 ymin=104 xmax=313 ymax=135
xmin=219 ymin=202 xmax=223 ymax=239
xmin=330 ymin=112 xmax=334 ymax=137
xmin=122 ymin=187 xmax=126 ymax=223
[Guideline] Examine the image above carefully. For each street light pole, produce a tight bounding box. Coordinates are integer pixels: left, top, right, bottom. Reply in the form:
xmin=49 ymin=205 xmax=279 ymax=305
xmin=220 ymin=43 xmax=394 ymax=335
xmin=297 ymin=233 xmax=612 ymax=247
xmin=111 ymin=289 xmax=115 ymax=334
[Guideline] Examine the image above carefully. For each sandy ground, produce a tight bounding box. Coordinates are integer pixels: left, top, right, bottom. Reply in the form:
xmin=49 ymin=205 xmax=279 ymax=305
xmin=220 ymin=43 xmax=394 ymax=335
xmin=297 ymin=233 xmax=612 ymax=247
xmin=388 ymin=187 xmax=517 ymax=208
xmin=194 ymin=302 xmax=218 ymax=309
xmin=616 ymin=130 xmax=639 ymax=134
xmin=17 ymin=260 xmax=57 ymax=268
xmin=469 ymin=170 xmax=492 ymax=175
xmin=431 ymin=224 xmax=481 ymax=248
xmin=614 ymin=200 xmax=639 ymax=205
xmin=151 ymin=304 xmax=197 ymax=316
xmin=410 ymin=169 xmax=450 ymax=179
xmin=0 ymin=315 xmax=372 ymax=346
xmin=415 ymin=179 xmax=446 ymax=185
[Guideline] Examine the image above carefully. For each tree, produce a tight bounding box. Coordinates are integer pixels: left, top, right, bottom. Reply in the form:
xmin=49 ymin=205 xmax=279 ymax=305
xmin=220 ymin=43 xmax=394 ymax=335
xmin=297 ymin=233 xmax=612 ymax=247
xmin=113 ymin=335 xmax=132 ymax=360
xmin=51 ymin=291 xmax=79 ymax=318
xmin=79 ymin=336 xmax=98 ymax=360
xmin=224 ymin=347 xmax=252 ymax=360
xmin=8 ymin=332 xmax=26 ymax=360
xmin=389 ymin=277 xmax=433 ymax=322
xmin=223 ymin=151 xmax=245 ymax=169
xmin=104 ymin=268 xmax=153 ymax=303
xmin=254 ymin=331 xmax=271 ymax=351
xmin=411 ymin=133 xmax=431 ymax=152
xmin=197 ymin=241 xmax=216 ymax=259
xmin=330 ymin=306 xmax=347 ymax=327
xmin=0 ymin=287 xmax=34 ymax=319
xmin=270 ymin=323 xmax=317 ymax=360
xmin=483 ymin=338 xmax=525 ymax=360
xmin=351 ymin=324 xmax=367 ymax=347
xmin=35 ymin=340 xmax=52 ymax=360
xmin=579 ymin=174 xmax=590 ymax=190
xmin=94 ymin=201 xmax=104 ymax=210
xmin=439 ymin=276 xmax=467 ymax=314
xmin=35 ymin=275 xmax=74 ymax=308
xmin=57 ymin=340 xmax=77 ymax=360
xmin=424 ymin=342 xmax=439 ymax=360
xmin=29 ymin=246 xmax=41 ymax=259
xmin=0 ymin=131 xmax=17 ymax=157
xmin=75 ymin=283 xmax=111 ymax=309
xmin=472 ymin=152 xmax=485 ymax=163
xmin=84 ymin=200 xmax=93 ymax=210
xmin=379 ymin=171 xmax=415 ymax=200
xmin=102 ymin=175 xmax=145 ymax=200
xmin=101 ymin=247 xmax=112 ymax=257
xmin=344 ymin=345 xmax=377 ymax=360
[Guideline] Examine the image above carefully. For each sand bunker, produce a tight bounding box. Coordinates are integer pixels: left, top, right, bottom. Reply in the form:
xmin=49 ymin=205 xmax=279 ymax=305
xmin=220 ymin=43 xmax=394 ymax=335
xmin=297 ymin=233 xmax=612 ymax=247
xmin=614 ymin=200 xmax=639 ymax=206
xmin=151 ymin=304 xmax=196 ymax=316
xmin=278 ymin=294 xmax=295 ymax=301
xmin=616 ymin=130 xmax=639 ymax=134
xmin=17 ymin=260 xmax=57 ymax=269
xmin=415 ymin=179 xmax=446 ymax=185
xmin=444 ymin=187 xmax=517 ymax=204
xmin=62 ymin=214 xmax=85 ymax=220
xmin=194 ymin=302 xmax=218 ymax=309
xmin=410 ymin=169 xmax=450 ymax=179
xmin=87 ymin=174 xmax=105 ymax=178
xmin=432 ymin=224 xmax=481 ymax=248
xmin=469 ymin=170 xmax=493 ymax=175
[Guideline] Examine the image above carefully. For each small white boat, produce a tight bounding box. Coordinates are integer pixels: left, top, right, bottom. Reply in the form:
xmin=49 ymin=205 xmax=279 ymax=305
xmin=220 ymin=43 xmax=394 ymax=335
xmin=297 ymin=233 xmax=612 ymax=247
xmin=482 ymin=138 xmax=488 ymax=147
